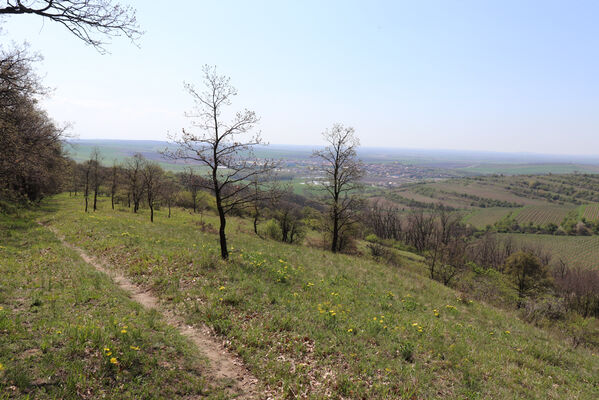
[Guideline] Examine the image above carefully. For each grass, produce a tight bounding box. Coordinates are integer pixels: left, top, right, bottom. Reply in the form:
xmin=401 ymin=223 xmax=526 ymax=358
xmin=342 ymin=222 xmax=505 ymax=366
xmin=0 ymin=206 xmax=227 ymax=399
xmin=34 ymin=193 xmax=599 ymax=399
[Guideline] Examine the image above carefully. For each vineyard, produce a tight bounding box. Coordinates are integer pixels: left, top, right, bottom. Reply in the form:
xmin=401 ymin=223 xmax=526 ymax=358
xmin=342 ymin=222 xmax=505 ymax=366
xmin=513 ymin=205 xmax=576 ymax=226
xmin=583 ymin=204 xmax=599 ymax=221
xmin=500 ymin=234 xmax=599 ymax=270
xmin=463 ymin=207 xmax=515 ymax=229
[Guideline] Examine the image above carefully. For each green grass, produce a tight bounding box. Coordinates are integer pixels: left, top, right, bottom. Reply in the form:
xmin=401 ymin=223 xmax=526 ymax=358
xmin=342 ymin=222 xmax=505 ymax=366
xmin=0 ymin=207 xmax=227 ymax=399
xmin=35 ymin=194 xmax=599 ymax=399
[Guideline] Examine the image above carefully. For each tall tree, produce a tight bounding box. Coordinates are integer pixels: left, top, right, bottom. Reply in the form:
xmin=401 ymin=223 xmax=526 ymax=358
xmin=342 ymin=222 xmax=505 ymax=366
xmin=0 ymin=45 xmax=67 ymax=203
xmin=0 ymin=0 xmax=141 ymax=52
xmin=165 ymin=65 xmax=276 ymax=260
xmin=313 ymin=124 xmax=363 ymax=253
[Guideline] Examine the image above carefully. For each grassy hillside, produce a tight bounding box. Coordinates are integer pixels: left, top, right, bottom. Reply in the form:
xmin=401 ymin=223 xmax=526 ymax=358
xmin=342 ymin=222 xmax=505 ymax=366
xmin=30 ymin=194 xmax=599 ymax=399
xmin=0 ymin=208 xmax=227 ymax=398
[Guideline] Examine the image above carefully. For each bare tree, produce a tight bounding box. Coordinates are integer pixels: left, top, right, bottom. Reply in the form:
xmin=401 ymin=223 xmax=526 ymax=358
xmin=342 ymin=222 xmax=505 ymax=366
xmin=124 ymin=153 xmax=144 ymax=213
xmin=313 ymin=124 xmax=363 ymax=253
xmin=164 ymin=65 xmax=277 ymax=259
xmin=90 ymin=147 xmax=102 ymax=211
xmin=82 ymin=160 xmax=91 ymax=212
xmin=160 ymin=172 xmax=179 ymax=218
xmin=184 ymin=166 xmax=202 ymax=213
xmin=0 ymin=0 xmax=141 ymax=52
xmin=141 ymin=160 xmax=163 ymax=222
xmin=110 ymin=159 xmax=119 ymax=210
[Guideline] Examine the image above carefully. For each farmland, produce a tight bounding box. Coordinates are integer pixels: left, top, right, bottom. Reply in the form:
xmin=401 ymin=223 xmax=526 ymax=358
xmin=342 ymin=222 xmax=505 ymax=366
xmin=514 ymin=205 xmax=577 ymax=226
xmin=583 ymin=204 xmax=599 ymax=222
xmin=500 ymin=234 xmax=599 ymax=270
xmin=463 ymin=207 xmax=514 ymax=229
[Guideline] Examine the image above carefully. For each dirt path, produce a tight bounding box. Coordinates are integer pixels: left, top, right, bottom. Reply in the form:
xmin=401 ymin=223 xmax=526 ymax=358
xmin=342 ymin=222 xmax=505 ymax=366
xmin=44 ymin=225 xmax=263 ymax=399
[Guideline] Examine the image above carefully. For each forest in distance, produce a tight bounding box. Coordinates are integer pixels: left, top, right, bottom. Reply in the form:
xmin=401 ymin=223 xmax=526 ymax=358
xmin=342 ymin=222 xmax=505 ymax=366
xmin=2 ymin=1 xmax=599 ymax=399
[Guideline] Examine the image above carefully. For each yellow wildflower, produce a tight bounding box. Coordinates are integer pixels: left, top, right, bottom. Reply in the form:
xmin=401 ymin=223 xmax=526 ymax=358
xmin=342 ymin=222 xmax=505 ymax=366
xmin=130 ymin=345 xmax=140 ymax=351
xmin=0 ymin=363 xmax=4 ymax=371
xmin=121 ymin=329 xmax=127 ymax=334
xmin=110 ymin=357 xmax=118 ymax=365
xmin=219 ymin=286 xmax=225 ymax=291
xmin=347 ymin=328 xmax=353 ymax=333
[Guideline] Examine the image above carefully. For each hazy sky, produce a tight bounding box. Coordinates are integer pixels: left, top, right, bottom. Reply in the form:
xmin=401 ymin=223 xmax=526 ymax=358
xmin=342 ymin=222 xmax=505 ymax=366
xmin=2 ymin=1 xmax=599 ymax=155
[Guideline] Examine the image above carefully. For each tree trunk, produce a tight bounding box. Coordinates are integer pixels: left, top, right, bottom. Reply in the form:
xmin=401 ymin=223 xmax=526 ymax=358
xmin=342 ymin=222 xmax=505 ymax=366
xmin=168 ymin=200 xmax=171 ymax=218
xmin=150 ymin=203 xmax=154 ymax=222
xmin=111 ymin=192 xmax=115 ymax=210
xmin=93 ymin=188 xmax=98 ymax=211
xmin=331 ymin=207 xmax=339 ymax=253
xmin=217 ymin=204 xmax=228 ymax=259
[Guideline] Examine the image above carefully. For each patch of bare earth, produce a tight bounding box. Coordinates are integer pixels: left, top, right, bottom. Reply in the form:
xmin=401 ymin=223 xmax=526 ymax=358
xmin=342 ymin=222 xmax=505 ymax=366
xmin=43 ymin=224 xmax=266 ymax=399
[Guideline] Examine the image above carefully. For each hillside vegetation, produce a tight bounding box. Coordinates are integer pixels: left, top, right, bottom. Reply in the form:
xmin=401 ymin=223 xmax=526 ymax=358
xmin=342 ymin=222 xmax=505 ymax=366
xmin=0 ymin=207 xmax=227 ymax=399
xmin=25 ymin=194 xmax=599 ymax=399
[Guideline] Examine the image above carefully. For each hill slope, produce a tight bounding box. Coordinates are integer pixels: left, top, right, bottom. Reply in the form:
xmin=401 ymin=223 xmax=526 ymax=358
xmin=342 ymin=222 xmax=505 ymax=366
xmin=32 ymin=194 xmax=599 ymax=399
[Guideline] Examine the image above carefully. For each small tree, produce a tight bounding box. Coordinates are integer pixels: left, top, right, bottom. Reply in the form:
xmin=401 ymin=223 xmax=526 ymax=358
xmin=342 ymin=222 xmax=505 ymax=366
xmin=90 ymin=147 xmax=102 ymax=211
xmin=124 ymin=153 xmax=145 ymax=213
xmin=141 ymin=160 xmax=163 ymax=222
xmin=184 ymin=166 xmax=202 ymax=213
xmin=110 ymin=159 xmax=120 ymax=210
xmin=165 ymin=65 xmax=277 ymax=259
xmin=82 ymin=160 xmax=91 ymax=212
xmin=505 ymin=251 xmax=551 ymax=307
xmin=160 ymin=172 xmax=180 ymax=218
xmin=313 ymin=124 xmax=363 ymax=253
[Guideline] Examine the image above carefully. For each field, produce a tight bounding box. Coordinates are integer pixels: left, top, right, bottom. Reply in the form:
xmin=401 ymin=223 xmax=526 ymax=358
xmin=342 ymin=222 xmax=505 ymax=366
xmin=463 ymin=207 xmax=515 ymax=229
xmin=583 ymin=204 xmax=599 ymax=222
xmin=500 ymin=234 xmax=599 ymax=270
xmin=514 ymin=205 xmax=577 ymax=226
xmin=10 ymin=193 xmax=596 ymax=399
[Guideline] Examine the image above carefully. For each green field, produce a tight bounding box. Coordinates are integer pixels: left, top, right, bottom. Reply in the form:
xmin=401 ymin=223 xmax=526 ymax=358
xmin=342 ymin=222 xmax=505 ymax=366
xmin=14 ymin=193 xmax=597 ymax=399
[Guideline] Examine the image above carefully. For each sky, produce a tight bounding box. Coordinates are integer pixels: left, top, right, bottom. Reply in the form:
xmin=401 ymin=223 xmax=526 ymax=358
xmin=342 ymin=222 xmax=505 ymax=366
xmin=2 ymin=0 xmax=599 ymax=155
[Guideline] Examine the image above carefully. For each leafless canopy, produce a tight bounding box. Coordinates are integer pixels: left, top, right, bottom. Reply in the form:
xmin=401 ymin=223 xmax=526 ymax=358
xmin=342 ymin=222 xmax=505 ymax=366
xmin=0 ymin=1 xmax=141 ymax=51
xmin=313 ymin=123 xmax=364 ymax=252
xmin=165 ymin=65 xmax=277 ymax=259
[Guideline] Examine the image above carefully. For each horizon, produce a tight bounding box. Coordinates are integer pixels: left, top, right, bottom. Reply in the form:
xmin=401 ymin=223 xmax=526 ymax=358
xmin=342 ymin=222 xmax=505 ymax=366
xmin=67 ymin=138 xmax=599 ymax=162
xmin=4 ymin=1 xmax=599 ymax=156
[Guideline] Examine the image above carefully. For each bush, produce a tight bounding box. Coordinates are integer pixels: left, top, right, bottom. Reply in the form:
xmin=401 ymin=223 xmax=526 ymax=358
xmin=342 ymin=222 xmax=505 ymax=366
xmin=521 ymin=297 xmax=567 ymax=325
xmin=263 ymin=219 xmax=282 ymax=241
